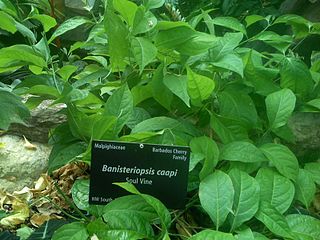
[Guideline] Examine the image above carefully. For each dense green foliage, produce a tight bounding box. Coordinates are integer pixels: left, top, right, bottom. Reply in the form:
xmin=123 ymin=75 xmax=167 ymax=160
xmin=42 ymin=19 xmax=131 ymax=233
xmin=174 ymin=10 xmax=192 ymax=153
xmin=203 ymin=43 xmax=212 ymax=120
xmin=1 ymin=0 xmax=320 ymax=239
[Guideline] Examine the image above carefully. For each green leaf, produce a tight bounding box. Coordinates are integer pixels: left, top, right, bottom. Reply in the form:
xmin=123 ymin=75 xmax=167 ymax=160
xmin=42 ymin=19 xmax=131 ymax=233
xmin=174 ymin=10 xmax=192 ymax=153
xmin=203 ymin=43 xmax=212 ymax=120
xmin=0 ymin=0 xmax=17 ymax=17
xmin=113 ymin=0 xmax=138 ymax=26
xmin=126 ymin=107 xmax=150 ymax=129
xmin=210 ymin=114 xmax=248 ymax=144
xmin=71 ymin=179 xmax=89 ymax=211
xmin=151 ymin=65 xmax=173 ymax=110
xmin=255 ymin=168 xmax=295 ymax=214
xmin=132 ymin=7 xmax=157 ymax=35
xmin=102 ymin=195 xmax=156 ymax=238
xmin=306 ymin=98 xmax=320 ymax=110
xmin=57 ymin=65 xmax=78 ymax=81
xmin=189 ymin=230 xmax=236 ymax=240
xmin=52 ymin=222 xmax=88 ymax=240
xmin=221 ymin=141 xmax=267 ymax=163
xmin=255 ymin=201 xmax=293 ymax=239
xmin=190 ymin=136 xmax=219 ymax=180
xmin=16 ymin=226 xmax=33 ymax=240
xmin=209 ymin=32 xmax=244 ymax=76
xmin=254 ymin=31 xmax=293 ymax=53
xmin=260 ymin=143 xmax=299 ymax=181
xmin=228 ymin=169 xmax=260 ymax=231
xmin=114 ymin=183 xmax=171 ymax=231
xmin=265 ymin=88 xmax=296 ymax=129
xmin=236 ymin=228 xmax=255 ymax=240
xmin=244 ymin=51 xmax=280 ymax=96
xmin=0 ymin=45 xmax=46 ymax=70
xmin=145 ymin=0 xmax=164 ymax=10
xmin=49 ymin=17 xmax=91 ymax=43
xmin=163 ymin=74 xmax=190 ymax=107
xmin=210 ymin=17 xmax=246 ymax=34
xmin=187 ymin=66 xmax=215 ymax=105
xmin=280 ymin=58 xmax=314 ymax=98
xmin=218 ymin=90 xmax=258 ymax=128
xmin=48 ymin=142 xmax=87 ymax=174
xmin=294 ymin=169 xmax=316 ymax=208
xmin=0 ymin=90 xmax=30 ymax=130
xmin=245 ymin=15 xmax=266 ymax=27
xmin=286 ymin=214 xmax=320 ymax=240
xmin=131 ymin=37 xmax=157 ymax=73
xmin=199 ymin=170 xmax=234 ymax=230
xmin=0 ymin=11 xmax=16 ymax=33
xmin=304 ymin=162 xmax=320 ymax=185
xmin=30 ymin=14 xmax=57 ymax=32
xmin=104 ymin=84 xmax=133 ymax=136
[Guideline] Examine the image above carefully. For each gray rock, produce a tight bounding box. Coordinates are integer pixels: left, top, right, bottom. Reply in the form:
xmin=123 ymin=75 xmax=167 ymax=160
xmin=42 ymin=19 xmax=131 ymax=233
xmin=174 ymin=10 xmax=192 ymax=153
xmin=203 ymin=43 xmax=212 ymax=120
xmin=0 ymin=135 xmax=51 ymax=192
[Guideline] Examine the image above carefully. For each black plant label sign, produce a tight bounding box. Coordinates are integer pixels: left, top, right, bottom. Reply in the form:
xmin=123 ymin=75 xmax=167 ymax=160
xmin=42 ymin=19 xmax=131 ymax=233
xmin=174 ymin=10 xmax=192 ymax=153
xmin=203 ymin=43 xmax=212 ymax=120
xmin=89 ymin=140 xmax=190 ymax=209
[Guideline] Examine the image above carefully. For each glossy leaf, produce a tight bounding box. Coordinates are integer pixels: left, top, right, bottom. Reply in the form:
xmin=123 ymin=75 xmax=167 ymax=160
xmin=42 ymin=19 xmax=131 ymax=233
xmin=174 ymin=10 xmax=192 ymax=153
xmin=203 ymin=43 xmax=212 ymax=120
xmin=210 ymin=16 xmax=246 ymax=34
xmin=190 ymin=136 xmax=219 ymax=180
xmin=199 ymin=171 xmax=234 ymax=229
xmin=113 ymin=0 xmax=138 ymax=26
xmin=30 ymin=14 xmax=57 ymax=32
xmin=255 ymin=201 xmax=293 ymax=239
xmin=189 ymin=230 xmax=236 ymax=240
xmin=49 ymin=17 xmax=91 ymax=43
xmin=221 ymin=141 xmax=267 ymax=163
xmin=304 ymin=162 xmax=320 ymax=185
xmin=286 ymin=214 xmax=320 ymax=240
xmin=280 ymin=58 xmax=314 ymax=98
xmin=256 ymin=168 xmax=295 ymax=214
xmin=132 ymin=7 xmax=157 ymax=35
xmin=163 ymin=74 xmax=190 ymax=107
xmin=0 ymin=90 xmax=30 ymax=130
xmin=265 ymin=88 xmax=296 ymax=129
xmin=0 ymin=11 xmax=16 ymax=33
xmin=294 ymin=169 xmax=316 ymax=208
xmin=187 ymin=66 xmax=215 ymax=105
xmin=260 ymin=143 xmax=299 ymax=181
xmin=228 ymin=169 xmax=260 ymax=231
xmin=71 ymin=179 xmax=89 ymax=211
xmin=145 ymin=0 xmax=164 ymax=9
xmin=104 ymin=84 xmax=133 ymax=135
xmin=52 ymin=222 xmax=88 ymax=240
xmin=131 ymin=37 xmax=157 ymax=73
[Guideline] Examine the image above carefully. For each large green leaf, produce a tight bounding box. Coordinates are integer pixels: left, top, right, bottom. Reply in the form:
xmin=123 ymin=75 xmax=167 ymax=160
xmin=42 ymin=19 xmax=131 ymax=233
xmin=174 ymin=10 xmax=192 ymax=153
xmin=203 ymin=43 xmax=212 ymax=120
xmin=280 ymin=58 xmax=314 ymax=98
xmin=255 ymin=201 xmax=293 ymax=239
xmin=254 ymin=31 xmax=293 ymax=53
xmin=304 ymin=162 xmax=320 ymax=185
xmin=294 ymin=169 xmax=316 ymax=208
xmin=0 ymin=11 xmax=16 ymax=33
xmin=144 ymin=0 xmax=164 ymax=9
xmin=48 ymin=142 xmax=87 ymax=174
xmin=151 ymin=65 xmax=172 ymax=110
xmin=286 ymin=214 xmax=320 ymax=240
xmin=0 ymin=0 xmax=17 ymax=17
xmin=105 ymin=10 xmax=130 ymax=71
xmin=190 ymin=136 xmax=219 ymax=180
xmin=114 ymin=183 xmax=171 ymax=233
xmin=49 ymin=17 xmax=91 ymax=43
xmin=30 ymin=14 xmax=57 ymax=32
xmin=221 ymin=141 xmax=267 ymax=163
xmin=210 ymin=17 xmax=246 ymax=34
xmin=199 ymin=170 xmax=234 ymax=230
xmin=52 ymin=222 xmax=88 ymax=240
xmin=218 ymin=90 xmax=258 ymax=128
xmin=208 ymin=32 xmax=244 ymax=76
xmin=71 ymin=179 xmax=89 ymax=211
xmin=113 ymin=0 xmax=138 ymax=26
xmin=102 ymin=195 xmax=156 ymax=238
xmin=163 ymin=74 xmax=190 ymax=107
xmin=256 ymin=168 xmax=295 ymax=214
xmin=210 ymin=114 xmax=248 ymax=144
xmin=189 ymin=230 xmax=236 ymax=240
xmin=104 ymin=84 xmax=133 ymax=136
xmin=265 ymin=88 xmax=296 ymax=130
xmin=131 ymin=37 xmax=157 ymax=73
xmin=132 ymin=7 xmax=157 ymax=35
xmin=228 ymin=169 xmax=260 ymax=231
xmin=0 ymin=45 xmax=46 ymax=71
xmin=260 ymin=143 xmax=299 ymax=181
xmin=187 ymin=66 xmax=215 ymax=105
xmin=0 ymin=90 xmax=30 ymax=130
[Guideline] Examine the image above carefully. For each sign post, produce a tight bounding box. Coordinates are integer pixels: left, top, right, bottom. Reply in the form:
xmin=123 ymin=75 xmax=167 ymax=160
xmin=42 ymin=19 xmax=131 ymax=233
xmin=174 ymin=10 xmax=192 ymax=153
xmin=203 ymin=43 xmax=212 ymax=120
xmin=89 ymin=140 xmax=190 ymax=209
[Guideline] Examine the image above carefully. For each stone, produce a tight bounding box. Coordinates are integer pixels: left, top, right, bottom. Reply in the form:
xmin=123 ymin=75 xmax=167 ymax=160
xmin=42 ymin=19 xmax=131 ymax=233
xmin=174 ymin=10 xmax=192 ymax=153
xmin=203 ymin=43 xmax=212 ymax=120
xmin=0 ymin=135 xmax=52 ymax=192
